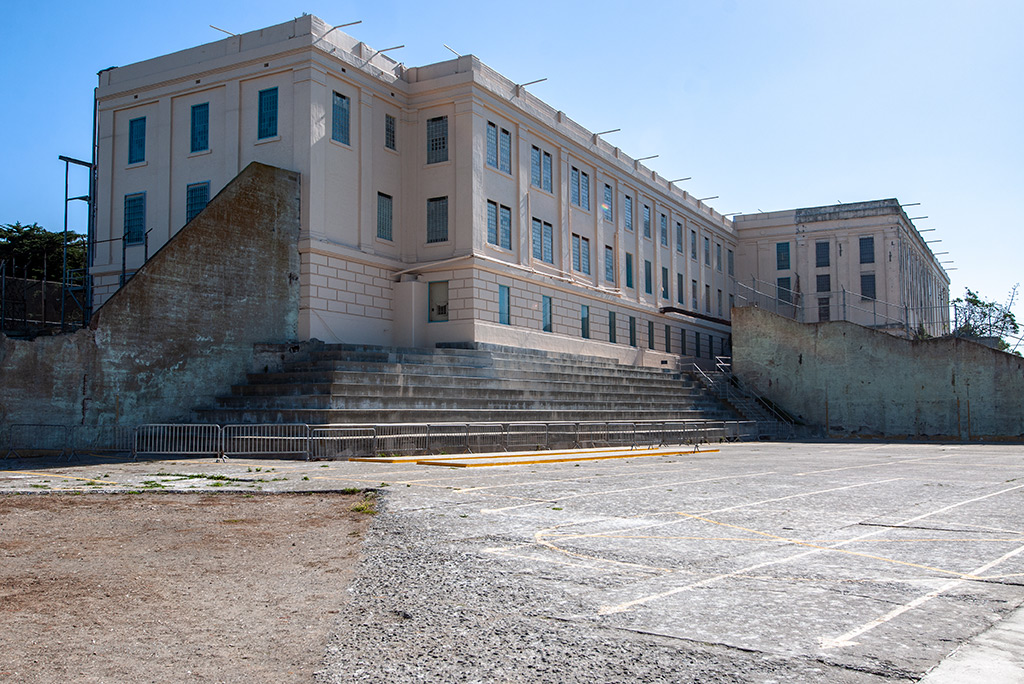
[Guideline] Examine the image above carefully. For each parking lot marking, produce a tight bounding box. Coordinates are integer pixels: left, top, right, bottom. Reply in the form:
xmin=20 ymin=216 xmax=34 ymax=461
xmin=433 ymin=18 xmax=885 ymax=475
xmin=5 ymin=470 xmax=118 ymax=486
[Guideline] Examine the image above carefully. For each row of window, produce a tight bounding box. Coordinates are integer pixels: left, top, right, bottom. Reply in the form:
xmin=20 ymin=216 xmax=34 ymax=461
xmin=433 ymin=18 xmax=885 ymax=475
xmin=776 ymin=236 xmax=875 ymax=271
xmin=122 ymin=182 xmax=211 ymax=244
xmin=776 ymin=272 xmax=876 ymax=302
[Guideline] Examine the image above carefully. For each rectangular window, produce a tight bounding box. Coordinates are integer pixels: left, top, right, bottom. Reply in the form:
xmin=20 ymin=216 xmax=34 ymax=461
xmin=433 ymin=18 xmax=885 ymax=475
xmin=185 ymin=182 xmax=210 ymax=223
xmin=677 ymin=273 xmax=684 ymax=304
xmin=571 ymin=234 xmax=590 ymax=274
xmin=660 ymin=214 xmax=668 ymax=246
xmin=681 ymin=328 xmax=687 ymax=355
xmin=581 ymin=304 xmax=590 ymax=339
xmin=608 ymin=311 xmax=616 ymax=343
xmin=190 ymin=104 xmax=209 ymax=153
xmin=644 ymin=260 xmax=653 ymax=295
xmin=570 ymin=167 xmax=590 ymax=209
xmin=716 ymin=243 xmax=722 ymax=271
xmin=377 ymin=193 xmax=393 ymax=241
xmin=816 ymin=240 xmax=830 ymax=267
xmin=861 ymin=272 xmax=876 ymax=299
xmin=648 ymin=321 xmax=655 ymax=350
xmin=675 ymin=223 xmax=683 ymax=253
xmin=704 ymin=237 xmax=711 ymax=266
xmin=776 ymin=242 xmax=791 ymax=270
xmin=643 ymin=205 xmax=651 ymax=238
xmin=665 ymin=325 xmax=672 ymax=353
xmin=860 ymin=236 xmax=875 ymax=264
xmin=777 ymin=276 xmax=792 ymax=303
xmin=691 ymin=280 xmax=698 ymax=310
xmin=629 ymin=316 xmax=637 ymax=347
xmin=332 ymin=91 xmax=350 ymax=145
xmin=580 ymin=170 xmax=589 ymax=210
xmin=625 ymin=253 xmax=634 ymax=289
xmin=426 ymin=196 xmax=448 ymax=243
xmin=385 ymin=113 xmax=396 ymax=150
xmin=428 ymin=281 xmax=449 ymax=322
xmin=426 ymin=116 xmax=448 ymax=163
xmin=499 ymin=205 xmax=512 ymax=250
xmin=603 ymin=184 xmax=613 ymax=222
xmin=487 ymin=122 xmax=498 ymax=168
xmin=717 ymin=289 xmax=723 ymax=317
xmin=124 ymin=192 xmax=145 ymax=244
xmin=816 ymin=274 xmax=830 ymax=292
xmin=542 ymin=295 xmax=552 ymax=332
xmin=499 ymin=128 xmax=511 ymax=174
xmin=690 ymin=230 xmax=697 ymax=260
xmin=727 ymin=249 xmax=734 ymax=276
xmin=531 ymin=219 xmax=554 ymax=264
xmin=487 ymin=201 xmax=498 ymax=246
xmin=729 ymin=294 xmax=735 ymax=312
xmin=531 ymin=147 xmax=542 ymax=187
xmin=661 ymin=266 xmax=669 ymax=299
xmin=624 ymin=195 xmax=634 ymax=231
xmin=818 ymin=296 xmax=831 ymax=322
xmin=604 ymin=245 xmax=615 ymax=284
xmin=695 ymin=332 xmax=701 ymax=358
xmin=499 ymin=285 xmax=510 ymax=325
xmin=542 ymin=152 xmax=552 ymax=192
xmin=705 ymin=284 xmax=712 ymax=312
xmin=258 ymin=88 xmax=278 ymax=140
xmin=128 ymin=117 xmax=146 ymax=164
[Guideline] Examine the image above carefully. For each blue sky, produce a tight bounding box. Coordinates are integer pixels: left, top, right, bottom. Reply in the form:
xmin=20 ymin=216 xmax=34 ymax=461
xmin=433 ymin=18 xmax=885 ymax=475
xmin=2 ymin=0 xmax=1022 ymax=321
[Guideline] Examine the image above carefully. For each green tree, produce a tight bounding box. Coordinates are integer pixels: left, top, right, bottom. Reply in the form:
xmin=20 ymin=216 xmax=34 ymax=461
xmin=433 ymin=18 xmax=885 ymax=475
xmin=0 ymin=222 xmax=86 ymax=280
xmin=953 ymin=285 xmax=1020 ymax=353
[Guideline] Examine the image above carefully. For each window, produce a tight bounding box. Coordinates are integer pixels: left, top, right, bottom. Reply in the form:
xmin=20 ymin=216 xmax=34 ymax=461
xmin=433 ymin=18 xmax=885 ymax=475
xmin=691 ymin=280 xmax=698 ymax=310
xmin=694 ymin=331 xmax=701 ymax=358
xmin=385 ymin=113 xmax=396 ymax=150
xmin=190 ymin=104 xmax=209 ymax=153
xmin=776 ymin=242 xmax=790 ymax=270
xmin=426 ymin=196 xmax=448 ymax=243
xmin=816 ymin=274 xmax=830 ymax=292
xmin=499 ymin=285 xmax=510 ymax=325
xmin=570 ymin=167 xmax=590 ymax=209
xmin=377 ymin=193 xmax=393 ymax=241
xmin=643 ymin=205 xmax=651 ymax=238
xmin=531 ymin=147 xmax=542 ymax=188
xmin=486 ymin=122 xmax=512 ymax=173
xmin=629 ymin=316 xmax=637 ymax=347
xmin=543 ymin=151 xmax=552 ymax=191
xmin=428 ymin=281 xmax=449 ymax=322
xmin=665 ymin=325 xmax=672 ymax=353
xmin=426 ymin=116 xmax=448 ymax=163
xmin=124 ymin=193 xmax=145 ymax=244
xmin=571 ymin=234 xmax=590 ymax=274
xmin=608 ymin=311 xmax=616 ymax=343
xmin=648 ymin=321 xmax=655 ymax=350
xmin=603 ymin=184 xmax=613 ymax=222
xmin=861 ymin=272 xmax=876 ymax=300
xmin=332 ymin=92 xmax=350 ymax=144
xmin=704 ymin=237 xmax=711 ymax=266
xmin=729 ymin=294 xmax=735 ymax=312
xmin=681 ymin=328 xmax=687 ymax=355
xmin=716 ymin=243 xmax=722 ymax=271
xmin=675 ymin=223 xmax=683 ymax=253
xmin=532 ymin=219 xmax=554 ymax=263
xmin=690 ymin=230 xmax=697 ymax=260
xmin=644 ymin=260 xmax=653 ymax=295
xmin=258 ymin=88 xmax=278 ymax=139
xmin=185 ymin=182 xmax=210 ymax=223
xmin=717 ymin=289 xmax=723 ymax=317
xmin=624 ymin=195 xmax=634 ymax=231
xmin=777 ymin=276 xmax=792 ymax=303
xmin=860 ymin=236 xmax=875 ymax=264
xmin=816 ymin=240 xmax=830 ymax=268
xmin=542 ymin=295 xmax=552 ymax=332
xmin=661 ymin=266 xmax=669 ymax=299
xmin=677 ymin=273 xmax=684 ymax=304
xmin=128 ymin=117 xmax=146 ymax=164
xmin=486 ymin=201 xmax=512 ymax=250
xmin=581 ymin=305 xmax=590 ymax=339
xmin=604 ymin=245 xmax=614 ymax=284
xmin=625 ymin=253 xmax=634 ymax=289
xmin=727 ymin=249 xmax=734 ymax=276
xmin=660 ymin=214 xmax=668 ymax=246
xmin=705 ymin=284 xmax=711 ymax=312
xmin=818 ymin=296 xmax=831 ymax=322
xmin=530 ymin=147 xmax=553 ymax=190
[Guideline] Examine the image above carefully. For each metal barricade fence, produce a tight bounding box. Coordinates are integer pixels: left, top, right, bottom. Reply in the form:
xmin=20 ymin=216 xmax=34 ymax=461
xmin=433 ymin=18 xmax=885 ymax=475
xmin=425 ymin=423 xmax=471 ymax=454
xmin=222 ymin=424 xmax=311 ymax=460
xmin=5 ymin=424 xmax=70 ymax=460
xmin=576 ymin=421 xmax=610 ymax=448
xmin=133 ymin=424 xmax=222 ymax=460
xmin=71 ymin=425 xmax=134 ymax=457
xmin=546 ymin=422 xmax=580 ymax=449
xmin=606 ymin=422 xmax=637 ymax=447
xmin=506 ymin=422 xmax=549 ymax=451
xmin=374 ymin=423 xmax=430 ymax=456
xmin=466 ymin=423 xmax=505 ymax=453
xmin=311 ymin=426 xmax=376 ymax=459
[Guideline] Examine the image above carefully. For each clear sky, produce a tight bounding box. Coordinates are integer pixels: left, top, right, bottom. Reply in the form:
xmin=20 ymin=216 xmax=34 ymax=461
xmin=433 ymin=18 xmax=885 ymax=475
xmin=2 ymin=0 xmax=1021 ymax=321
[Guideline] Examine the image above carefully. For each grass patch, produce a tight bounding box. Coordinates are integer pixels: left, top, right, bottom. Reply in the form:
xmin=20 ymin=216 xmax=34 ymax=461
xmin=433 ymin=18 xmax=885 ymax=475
xmin=350 ymin=493 xmax=378 ymax=515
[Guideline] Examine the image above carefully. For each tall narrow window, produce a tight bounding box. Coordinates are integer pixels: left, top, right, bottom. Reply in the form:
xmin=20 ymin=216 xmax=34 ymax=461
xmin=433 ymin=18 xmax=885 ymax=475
xmin=499 ymin=205 xmax=512 ymax=250
xmin=705 ymin=284 xmax=712 ymax=312
xmin=571 ymin=234 xmax=590 ymax=274
xmin=644 ymin=260 xmax=653 ymax=295
xmin=124 ymin=193 xmax=145 ymax=244
xmin=190 ymin=104 xmax=209 ymax=153
xmin=608 ymin=311 xmax=616 ymax=343
xmin=717 ymin=289 xmax=723 ymax=316
xmin=861 ymin=272 xmax=876 ymax=299
xmin=860 ymin=236 xmax=875 ymax=264
xmin=499 ymin=128 xmax=511 ymax=173
xmin=629 ymin=316 xmax=636 ymax=347
xmin=580 ymin=170 xmax=589 ymax=210
xmin=531 ymin=147 xmax=542 ymax=187
xmin=625 ymin=253 xmax=634 ymax=289
xmin=128 ymin=117 xmax=146 ymax=164
xmin=680 ymin=328 xmax=687 ymax=355
xmin=716 ymin=243 xmax=722 ymax=271
xmin=487 ymin=201 xmax=498 ymax=246
xmin=691 ymin=280 xmax=698 ymax=310
xmin=426 ymin=116 xmax=448 ymax=163
xmin=542 ymin=295 xmax=552 ymax=332
xmin=532 ymin=219 xmax=553 ymax=263
xmin=185 ymin=182 xmax=210 ymax=223
xmin=818 ymin=296 xmax=831 ymax=321
xmin=581 ymin=305 xmax=590 ymax=339
xmin=677 ymin=273 xmax=684 ymax=304
xmin=643 ymin=205 xmax=651 ymax=238
xmin=385 ymin=113 xmax=396 ymax=150
xmin=258 ymin=88 xmax=278 ymax=140
xmin=665 ymin=325 xmax=672 ymax=353
xmin=332 ymin=92 xmax=350 ymax=144
xmin=648 ymin=321 xmax=655 ymax=350
xmin=426 ymin=196 xmax=448 ymax=243
xmin=675 ymin=223 xmax=683 ymax=253
xmin=603 ymin=184 xmax=613 ymax=222
xmin=486 ymin=122 xmax=498 ymax=168
xmin=695 ymin=332 xmax=702 ymax=358
xmin=660 ymin=214 xmax=668 ymax=246
xmin=727 ymin=249 xmax=734 ymax=276
xmin=690 ymin=230 xmax=697 ymax=259
xmin=704 ymin=237 xmax=711 ymax=266
xmin=624 ymin=195 xmax=634 ymax=231
xmin=776 ymin=242 xmax=790 ymax=270
xmin=542 ymin=151 xmax=552 ymax=192
xmin=816 ymin=240 xmax=830 ymax=267
xmin=377 ymin=193 xmax=393 ymax=241
xmin=604 ymin=245 xmax=615 ymax=284
xmin=777 ymin=277 xmax=792 ymax=303
xmin=816 ymin=274 xmax=830 ymax=292
xmin=661 ymin=266 xmax=669 ymax=299
xmin=570 ymin=167 xmax=580 ymax=206
xmin=498 ymin=285 xmax=510 ymax=325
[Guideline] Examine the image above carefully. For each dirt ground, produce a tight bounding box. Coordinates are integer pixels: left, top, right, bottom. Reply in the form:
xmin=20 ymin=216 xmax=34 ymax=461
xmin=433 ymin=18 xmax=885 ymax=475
xmin=0 ymin=492 xmax=372 ymax=683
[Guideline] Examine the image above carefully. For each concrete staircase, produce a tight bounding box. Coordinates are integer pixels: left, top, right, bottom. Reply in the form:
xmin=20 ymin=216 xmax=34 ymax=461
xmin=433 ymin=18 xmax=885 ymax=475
xmin=193 ymin=343 xmax=741 ymax=426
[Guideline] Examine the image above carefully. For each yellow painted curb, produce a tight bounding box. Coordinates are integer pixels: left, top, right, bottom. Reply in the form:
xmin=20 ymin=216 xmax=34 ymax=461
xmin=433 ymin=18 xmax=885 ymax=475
xmin=349 ymin=445 xmax=679 ymax=464
xmin=416 ymin=448 xmax=719 ymax=468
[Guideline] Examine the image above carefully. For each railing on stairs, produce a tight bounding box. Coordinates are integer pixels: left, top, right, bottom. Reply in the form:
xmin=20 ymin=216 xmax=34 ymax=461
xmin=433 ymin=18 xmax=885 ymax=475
xmin=689 ymin=357 xmax=795 ymax=440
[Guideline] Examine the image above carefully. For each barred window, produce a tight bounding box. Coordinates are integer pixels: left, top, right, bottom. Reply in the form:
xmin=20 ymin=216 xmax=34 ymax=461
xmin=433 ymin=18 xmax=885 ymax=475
xmin=661 ymin=266 xmax=669 ymax=299
xmin=629 ymin=316 xmax=636 ymax=347
xmin=377 ymin=193 xmax=393 ymax=241
xmin=570 ymin=167 xmax=580 ymax=206
xmin=580 ymin=170 xmax=589 ymax=210
xmin=542 ymin=151 xmax=552 ymax=192
xmin=625 ymin=253 xmax=634 ymax=289
xmin=332 ymin=92 xmax=350 ymax=145
xmin=499 ymin=128 xmax=511 ymax=174
xmin=859 ymin=236 xmax=875 ymax=264
xmin=728 ymin=249 xmax=734 ymax=276
xmin=532 ymin=218 xmax=553 ymax=264
xmin=385 ymin=113 xmax=396 ymax=150
xmin=816 ymin=273 xmax=830 ymax=292
xmin=487 ymin=201 xmax=498 ymax=246
xmin=486 ymin=123 xmax=498 ymax=168
xmin=608 ymin=311 xmax=616 ymax=344
xmin=426 ymin=196 xmax=448 ymax=243
xmin=190 ymin=104 xmax=209 ymax=153
xmin=624 ymin=195 xmax=634 ymax=231
xmin=499 ymin=205 xmax=512 ymax=250
xmin=644 ymin=260 xmax=653 ymax=294
xmin=499 ymin=285 xmax=510 ymax=325
xmin=581 ymin=304 xmax=590 ymax=339
xmin=716 ymin=243 xmax=722 ymax=271
xmin=185 ymin=182 xmax=210 ymax=223
xmin=604 ymin=245 xmax=614 ymax=284
xmin=777 ymin=277 xmax=792 ymax=303
xmin=571 ymin=234 xmax=591 ymax=274
xmin=426 ymin=116 xmax=448 ymax=164
xmin=128 ymin=117 xmax=146 ymax=164
xmin=677 ymin=273 xmax=684 ymax=304
xmin=124 ymin=193 xmax=145 ymax=244
xmin=542 ymin=295 xmax=552 ymax=332
xmin=258 ymin=88 xmax=278 ymax=140
xmin=603 ymin=184 xmax=613 ymax=222
xmin=648 ymin=320 xmax=655 ymax=350
xmin=643 ymin=205 xmax=651 ymax=238
xmin=776 ymin=242 xmax=790 ymax=270
xmin=816 ymin=240 xmax=830 ymax=267
xmin=861 ymin=272 xmax=876 ymax=299
xmin=704 ymin=237 xmax=711 ymax=266
xmin=690 ymin=229 xmax=697 ymax=259
xmin=675 ymin=222 xmax=683 ymax=253
xmin=531 ymin=147 xmax=542 ymax=187
xmin=660 ymin=214 xmax=668 ymax=246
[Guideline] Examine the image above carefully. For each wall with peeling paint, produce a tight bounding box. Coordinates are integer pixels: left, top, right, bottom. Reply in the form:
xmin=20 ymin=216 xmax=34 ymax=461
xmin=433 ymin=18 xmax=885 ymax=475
xmin=0 ymin=162 xmax=300 ymax=427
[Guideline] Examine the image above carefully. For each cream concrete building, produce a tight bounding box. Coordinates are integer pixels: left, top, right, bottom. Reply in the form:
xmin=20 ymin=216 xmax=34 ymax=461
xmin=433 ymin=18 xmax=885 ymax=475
xmin=91 ymin=15 xmax=736 ymax=365
xmin=732 ymin=199 xmax=950 ymax=337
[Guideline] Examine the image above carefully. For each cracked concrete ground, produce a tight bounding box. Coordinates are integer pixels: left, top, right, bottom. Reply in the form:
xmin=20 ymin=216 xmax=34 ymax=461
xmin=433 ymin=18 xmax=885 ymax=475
xmin=3 ymin=441 xmax=1024 ymax=681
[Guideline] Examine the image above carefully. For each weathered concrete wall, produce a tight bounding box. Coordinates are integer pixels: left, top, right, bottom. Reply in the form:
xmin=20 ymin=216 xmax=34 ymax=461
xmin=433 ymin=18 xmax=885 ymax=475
xmin=732 ymin=306 xmax=1024 ymax=439
xmin=0 ymin=163 xmax=300 ymax=426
